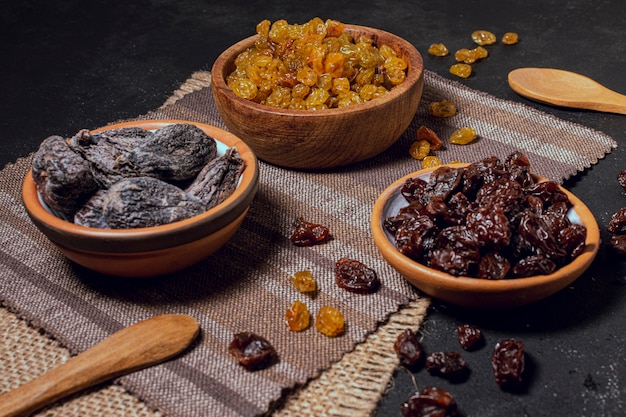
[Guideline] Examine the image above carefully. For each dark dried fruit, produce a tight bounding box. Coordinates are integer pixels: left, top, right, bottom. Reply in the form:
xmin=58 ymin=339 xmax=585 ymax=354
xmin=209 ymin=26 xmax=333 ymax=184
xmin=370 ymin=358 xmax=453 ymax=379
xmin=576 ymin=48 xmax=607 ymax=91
xmin=618 ymin=171 xmax=626 ymax=189
xmin=492 ymin=338 xmax=525 ymax=387
xmin=229 ymin=332 xmax=278 ymax=371
xmin=610 ymin=234 xmax=626 ymax=254
xmin=116 ymin=123 xmax=217 ymax=182
xmin=425 ymin=352 xmax=469 ymax=379
xmin=185 ymin=148 xmax=245 ymax=209
xmin=289 ymin=217 xmax=331 ymax=246
xmin=457 ymin=324 xmax=484 ymax=351
xmin=608 ymin=207 xmax=626 ymax=234
xmin=32 ymin=135 xmax=100 ymax=220
xmin=102 ymin=177 xmax=206 ymax=229
xmin=385 ymin=152 xmax=586 ymax=279
xmin=335 ymin=257 xmax=380 ymax=294
xmin=401 ymin=386 xmax=457 ymax=417
xmin=394 ymin=329 xmax=424 ymax=369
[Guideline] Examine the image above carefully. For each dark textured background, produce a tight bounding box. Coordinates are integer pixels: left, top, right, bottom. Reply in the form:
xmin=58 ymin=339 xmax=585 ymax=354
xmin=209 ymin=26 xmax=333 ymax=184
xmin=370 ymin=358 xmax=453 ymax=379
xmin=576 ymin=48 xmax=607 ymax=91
xmin=2 ymin=1 xmax=625 ymax=415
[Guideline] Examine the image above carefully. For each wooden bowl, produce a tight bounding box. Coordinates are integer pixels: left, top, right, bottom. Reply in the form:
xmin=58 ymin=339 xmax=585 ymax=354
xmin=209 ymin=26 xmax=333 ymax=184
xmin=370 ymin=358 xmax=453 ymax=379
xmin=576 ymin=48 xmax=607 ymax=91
xmin=22 ymin=120 xmax=259 ymax=278
xmin=211 ymin=24 xmax=424 ymax=170
xmin=371 ymin=164 xmax=600 ymax=308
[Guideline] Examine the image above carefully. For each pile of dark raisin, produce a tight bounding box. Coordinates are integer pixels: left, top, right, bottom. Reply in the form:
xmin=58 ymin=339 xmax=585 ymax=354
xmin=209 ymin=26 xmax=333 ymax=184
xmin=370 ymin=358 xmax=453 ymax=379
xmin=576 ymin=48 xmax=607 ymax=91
xmin=396 ymin=325 xmax=525 ymax=417
xmin=384 ymin=151 xmax=587 ymax=279
xmin=31 ymin=123 xmax=244 ymax=229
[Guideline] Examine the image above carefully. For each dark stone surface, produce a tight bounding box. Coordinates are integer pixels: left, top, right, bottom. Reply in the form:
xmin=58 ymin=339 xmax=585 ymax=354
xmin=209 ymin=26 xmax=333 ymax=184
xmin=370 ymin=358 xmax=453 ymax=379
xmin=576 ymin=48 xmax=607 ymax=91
xmin=3 ymin=1 xmax=625 ymax=415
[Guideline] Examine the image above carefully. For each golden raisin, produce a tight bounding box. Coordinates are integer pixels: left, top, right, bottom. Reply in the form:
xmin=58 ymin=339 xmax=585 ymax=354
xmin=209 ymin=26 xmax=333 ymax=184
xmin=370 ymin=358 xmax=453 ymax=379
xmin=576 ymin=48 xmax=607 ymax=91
xmin=289 ymin=270 xmax=317 ymax=293
xmin=422 ymin=156 xmax=442 ymax=169
xmin=416 ymin=125 xmax=443 ymax=151
xmin=471 ymin=30 xmax=497 ymax=45
xmin=316 ymin=306 xmax=345 ymax=337
xmin=450 ymin=63 xmax=472 ymax=78
xmin=286 ymin=300 xmax=311 ymax=332
xmin=449 ymin=126 xmax=478 ymax=145
xmin=502 ymin=32 xmax=519 ymax=45
xmin=454 ymin=46 xmax=488 ymax=64
xmin=428 ymin=43 xmax=449 ymax=57
xmin=409 ymin=140 xmax=431 ymax=160
xmin=428 ymin=100 xmax=457 ymax=118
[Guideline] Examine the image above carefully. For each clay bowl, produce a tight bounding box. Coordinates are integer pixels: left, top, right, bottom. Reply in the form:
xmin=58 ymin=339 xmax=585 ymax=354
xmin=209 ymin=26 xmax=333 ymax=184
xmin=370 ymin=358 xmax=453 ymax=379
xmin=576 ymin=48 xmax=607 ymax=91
xmin=22 ymin=119 xmax=259 ymax=278
xmin=371 ymin=164 xmax=600 ymax=308
xmin=211 ymin=24 xmax=424 ymax=170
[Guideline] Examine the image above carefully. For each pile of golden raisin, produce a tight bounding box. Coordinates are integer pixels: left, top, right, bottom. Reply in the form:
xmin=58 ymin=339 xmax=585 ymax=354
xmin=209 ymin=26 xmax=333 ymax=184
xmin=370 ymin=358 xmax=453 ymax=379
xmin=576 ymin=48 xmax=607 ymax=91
xmin=428 ymin=30 xmax=519 ymax=79
xmin=227 ymin=18 xmax=408 ymax=109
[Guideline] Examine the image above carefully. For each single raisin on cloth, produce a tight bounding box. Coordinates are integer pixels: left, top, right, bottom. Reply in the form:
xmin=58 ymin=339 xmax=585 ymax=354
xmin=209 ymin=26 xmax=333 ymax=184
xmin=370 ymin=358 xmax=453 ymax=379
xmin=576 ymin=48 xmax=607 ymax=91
xmin=0 ymin=69 xmax=617 ymax=417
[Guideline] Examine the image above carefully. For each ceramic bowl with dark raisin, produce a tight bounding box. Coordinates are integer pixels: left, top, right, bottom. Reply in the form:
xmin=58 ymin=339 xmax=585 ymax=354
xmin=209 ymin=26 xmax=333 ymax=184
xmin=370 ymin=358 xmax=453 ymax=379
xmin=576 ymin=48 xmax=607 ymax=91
xmin=371 ymin=155 xmax=600 ymax=308
xmin=211 ymin=22 xmax=424 ymax=170
xmin=22 ymin=119 xmax=259 ymax=278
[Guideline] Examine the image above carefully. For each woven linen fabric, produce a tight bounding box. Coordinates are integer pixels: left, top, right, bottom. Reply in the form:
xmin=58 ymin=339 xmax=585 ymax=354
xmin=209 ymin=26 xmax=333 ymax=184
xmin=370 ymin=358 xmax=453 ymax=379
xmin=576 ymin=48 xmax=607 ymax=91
xmin=0 ymin=69 xmax=617 ymax=417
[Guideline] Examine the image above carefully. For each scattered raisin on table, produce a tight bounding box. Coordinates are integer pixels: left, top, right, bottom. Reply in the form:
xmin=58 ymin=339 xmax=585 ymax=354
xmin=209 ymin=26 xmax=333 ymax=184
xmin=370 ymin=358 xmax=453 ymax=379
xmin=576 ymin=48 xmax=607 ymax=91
xmin=425 ymin=352 xmax=469 ymax=379
xmin=422 ymin=156 xmax=442 ymax=168
xmin=428 ymin=100 xmax=457 ymax=118
xmin=229 ymin=332 xmax=278 ymax=371
xmin=501 ymin=32 xmax=519 ymax=45
xmin=335 ymin=257 xmax=380 ymax=294
xmin=608 ymin=207 xmax=626 ymax=234
xmin=290 ymin=217 xmax=331 ymax=246
xmin=394 ymin=329 xmax=424 ymax=369
xmin=289 ymin=270 xmax=317 ymax=293
xmin=409 ymin=140 xmax=431 ymax=161
xmin=457 ymin=324 xmax=484 ymax=351
xmin=449 ymin=63 xmax=472 ymax=79
xmin=428 ymin=43 xmax=449 ymax=57
xmin=492 ymin=338 xmax=525 ymax=387
xmin=618 ymin=170 xmax=626 ymax=189
xmin=471 ymin=30 xmax=497 ymax=45
xmin=285 ymin=300 xmax=311 ymax=332
xmin=315 ymin=306 xmax=345 ymax=337
xmin=401 ymin=386 xmax=458 ymax=417
xmin=449 ymin=126 xmax=477 ymax=145
xmin=610 ymin=234 xmax=626 ymax=254
xmin=417 ymin=125 xmax=444 ymax=150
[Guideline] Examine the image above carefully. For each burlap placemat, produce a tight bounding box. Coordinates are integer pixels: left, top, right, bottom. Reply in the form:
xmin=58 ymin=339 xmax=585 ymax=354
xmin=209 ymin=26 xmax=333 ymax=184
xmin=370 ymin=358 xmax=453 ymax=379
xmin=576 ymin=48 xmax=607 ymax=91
xmin=0 ymin=69 xmax=616 ymax=417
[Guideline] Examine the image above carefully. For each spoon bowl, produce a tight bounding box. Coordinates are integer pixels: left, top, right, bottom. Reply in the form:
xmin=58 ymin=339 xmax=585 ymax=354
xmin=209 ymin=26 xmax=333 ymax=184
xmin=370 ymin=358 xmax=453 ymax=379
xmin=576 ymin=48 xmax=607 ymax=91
xmin=508 ymin=67 xmax=626 ymax=115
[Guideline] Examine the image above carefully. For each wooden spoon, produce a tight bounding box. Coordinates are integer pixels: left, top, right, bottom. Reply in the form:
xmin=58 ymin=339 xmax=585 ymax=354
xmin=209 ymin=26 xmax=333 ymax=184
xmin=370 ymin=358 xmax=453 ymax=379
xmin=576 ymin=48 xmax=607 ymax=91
xmin=508 ymin=67 xmax=626 ymax=115
xmin=0 ymin=314 xmax=200 ymax=417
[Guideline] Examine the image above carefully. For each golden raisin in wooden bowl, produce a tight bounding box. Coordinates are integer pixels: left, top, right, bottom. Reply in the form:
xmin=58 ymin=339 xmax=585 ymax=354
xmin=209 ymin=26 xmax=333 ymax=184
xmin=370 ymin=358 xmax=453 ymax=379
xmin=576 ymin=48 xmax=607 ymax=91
xmin=211 ymin=24 xmax=424 ymax=170
xmin=22 ymin=119 xmax=259 ymax=278
xmin=371 ymin=163 xmax=600 ymax=308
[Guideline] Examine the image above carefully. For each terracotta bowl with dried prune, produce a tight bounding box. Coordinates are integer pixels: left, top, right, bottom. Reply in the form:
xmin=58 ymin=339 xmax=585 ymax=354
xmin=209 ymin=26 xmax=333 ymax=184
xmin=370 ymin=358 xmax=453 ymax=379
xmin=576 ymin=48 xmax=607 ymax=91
xmin=211 ymin=24 xmax=424 ymax=170
xmin=371 ymin=163 xmax=600 ymax=308
xmin=22 ymin=120 xmax=259 ymax=278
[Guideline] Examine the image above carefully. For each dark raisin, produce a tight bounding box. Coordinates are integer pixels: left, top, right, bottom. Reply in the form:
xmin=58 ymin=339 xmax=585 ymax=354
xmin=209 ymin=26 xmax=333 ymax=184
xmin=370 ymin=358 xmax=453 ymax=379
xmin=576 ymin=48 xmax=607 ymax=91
xmin=426 ymin=166 xmax=463 ymax=201
xmin=618 ymin=171 xmax=626 ymax=189
xmin=558 ymin=224 xmax=587 ymax=259
xmin=425 ymin=352 xmax=469 ymax=379
xmin=229 ymin=332 xmax=278 ymax=371
xmin=492 ymin=338 xmax=525 ymax=387
xmin=610 ymin=234 xmax=626 ymax=254
xmin=517 ymin=212 xmax=567 ymax=262
xmin=457 ymin=324 xmax=484 ymax=351
xmin=394 ymin=329 xmax=424 ymax=369
xmin=335 ymin=257 xmax=380 ymax=294
xmin=401 ymin=177 xmax=429 ymax=203
xmin=512 ymin=255 xmax=556 ymax=277
xmin=401 ymin=386 xmax=458 ymax=417
xmin=466 ymin=205 xmax=511 ymax=250
xmin=608 ymin=207 xmax=626 ymax=234
xmin=289 ymin=217 xmax=331 ymax=246
xmin=477 ymin=251 xmax=511 ymax=280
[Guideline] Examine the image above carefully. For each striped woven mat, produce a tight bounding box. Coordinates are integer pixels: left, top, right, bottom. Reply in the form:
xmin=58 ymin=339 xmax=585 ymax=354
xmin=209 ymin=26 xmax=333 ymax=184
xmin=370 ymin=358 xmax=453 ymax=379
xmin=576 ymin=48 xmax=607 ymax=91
xmin=0 ymin=69 xmax=616 ymax=417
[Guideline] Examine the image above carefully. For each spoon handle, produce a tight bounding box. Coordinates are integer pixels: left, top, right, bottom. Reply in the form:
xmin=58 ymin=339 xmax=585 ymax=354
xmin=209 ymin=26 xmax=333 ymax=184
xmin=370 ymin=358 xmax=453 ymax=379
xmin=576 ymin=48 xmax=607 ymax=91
xmin=0 ymin=314 xmax=199 ymax=417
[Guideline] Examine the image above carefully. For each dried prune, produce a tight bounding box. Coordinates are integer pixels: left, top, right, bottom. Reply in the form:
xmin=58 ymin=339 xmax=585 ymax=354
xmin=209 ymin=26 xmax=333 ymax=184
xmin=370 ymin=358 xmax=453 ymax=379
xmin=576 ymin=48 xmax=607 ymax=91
xmin=229 ymin=332 xmax=278 ymax=371
xmin=492 ymin=338 xmax=525 ymax=387
xmin=401 ymin=386 xmax=457 ymax=417
xmin=457 ymin=324 xmax=484 ymax=351
xmin=425 ymin=352 xmax=469 ymax=379
xmin=116 ymin=123 xmax=217 ymax=182
xmin=102 ymin=177 xmax=206 ymax=229
xmin=32 ymin=135 xmax=100 ymax=220
xmin=185 ymin=148 xmax=245 ymax=209
xmin=394 ymin=329 xmax=424 ymax=369
xmin=335 ymin=258 xmax=380 ymax=294
xmin=74 ymin=190 xmax=109 ymax=228
xmin=289 ymin=217 xmax=331 ymax=246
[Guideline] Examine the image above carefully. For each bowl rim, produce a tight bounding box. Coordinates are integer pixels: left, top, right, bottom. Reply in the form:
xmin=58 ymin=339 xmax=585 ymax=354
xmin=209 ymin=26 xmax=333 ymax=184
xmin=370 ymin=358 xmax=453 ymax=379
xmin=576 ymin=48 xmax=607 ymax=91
xmin=22 ymin=119 xmax=259 ymax=253
xmin=371 ymin=163 xmax=600 ymax=301
xmin=211 ymin=23 xmax=424 ymax=118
